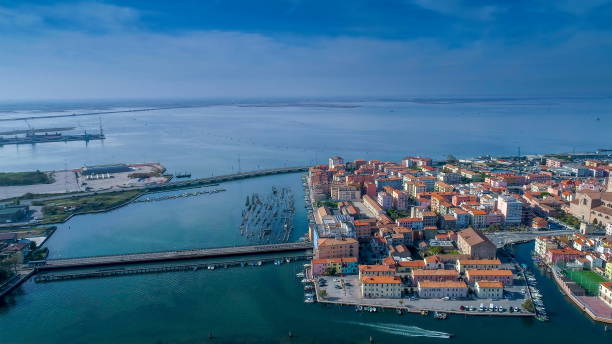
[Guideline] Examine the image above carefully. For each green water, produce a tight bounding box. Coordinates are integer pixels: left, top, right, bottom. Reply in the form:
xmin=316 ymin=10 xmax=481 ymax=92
xmin=0 ymin=241 xmax=610 ymax=344
xmin=0 ymin=99 xmax=611 ymax=343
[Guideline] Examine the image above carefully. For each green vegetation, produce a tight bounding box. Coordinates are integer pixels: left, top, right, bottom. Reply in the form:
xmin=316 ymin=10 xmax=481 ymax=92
xmin=317 ymin=289 xmax=327 ymax=299
xmin=387 ymin=209 xmax=411 ymax=221
xmin=325 ymin=266 xmax=338 ymax=275
xmin=34 ymin=190 xmax=143 ymax=224
xmin=28 ymin=247 xmax=49 ymax=261
xmin=424 ymin=246 xmax=443 ymax=256
xmin=556 ymin=211 xmax=580 ymax=228
xmin=314 ymin=200 xmax=339 ymax=208
xmin=548 ymin=155 xmax=573 ymax=161
xmin=563 ymin=269 xmax=607 ymax=296
xmin=0 ymin=171 xmax=54 ymax=186
xmin=522 ymin=299 xmax=535 ymax=313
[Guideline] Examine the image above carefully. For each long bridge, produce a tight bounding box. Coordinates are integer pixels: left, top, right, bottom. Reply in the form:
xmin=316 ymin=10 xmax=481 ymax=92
xmin=35 ymin=241 xmax=314 ymax=271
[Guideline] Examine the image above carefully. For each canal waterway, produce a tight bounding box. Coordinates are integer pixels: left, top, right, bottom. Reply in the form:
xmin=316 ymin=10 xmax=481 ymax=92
xmin=0 ymin=98 xmax=611 ymax=343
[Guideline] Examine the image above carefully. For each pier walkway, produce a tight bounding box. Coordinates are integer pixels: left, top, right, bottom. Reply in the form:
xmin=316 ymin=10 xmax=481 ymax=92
xmin=36 ymin=242 xmax=314 ymax=271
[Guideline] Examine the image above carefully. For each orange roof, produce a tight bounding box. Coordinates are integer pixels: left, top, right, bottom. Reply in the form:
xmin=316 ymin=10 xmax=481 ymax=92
xmin=466 ymin=269 xmax=513 ymax=277
xmin=318 ymin=237 xmax=358 ymax=246
xmin=476 ymin=281 xmax=504 ymax=288
xmin=398 ymin=260 xmax=425 ymax=268
xmin=458 ymin=259 xmax=501 ymax=265
xmin=412 ymin=269 xmax=458 ymax=276
xmin=361 ymin=276 xmax=401 ymax=284
xmin=396 ymin=217 xmax=422 ymax=222
xmin=359 ymin=264 xmax=396 ymax=272
xmin=312 ymin=257 xmax=357 ymax=264
xmin=418 ymin=280 xmax=467 ymax=288
xmin=601 ymin=282 xmax=612 ymax=292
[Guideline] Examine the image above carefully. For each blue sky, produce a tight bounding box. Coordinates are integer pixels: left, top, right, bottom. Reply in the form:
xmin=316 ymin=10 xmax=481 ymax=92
xmin=0 ymin=0 xmax=610 ymax=100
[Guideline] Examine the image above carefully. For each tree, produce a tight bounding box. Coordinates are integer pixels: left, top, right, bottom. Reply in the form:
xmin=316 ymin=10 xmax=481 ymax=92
xmin=522 ymin=299 xmax=535 ymax=313
xmin=446 ymin=155 xmax=458 ymax=163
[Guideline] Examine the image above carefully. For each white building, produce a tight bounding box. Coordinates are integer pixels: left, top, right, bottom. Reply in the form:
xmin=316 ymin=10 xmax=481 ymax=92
xmin=475 ymin=280 xmax=504 ymax=299
xmin=599 ymin=282 xmax=612 ymax=308
xmin=360 ymin=276 xmax=402 ymax=298
xmin=497 ymin=194 xmax=523 ymax=225
xmin=607 ymin=222 xmax=612 ymax=236
xmin=535 ymin=236 xmax=558 ymax=257
xmin=377 ymin=191 xmax=393 ymax=210
xmin=456 ymin=259 xmax=502 ymax=273
xmin=417 ymin=280 xmax=468 ymax=299
xmin=328 ymin=156 xmax=344 ymax=170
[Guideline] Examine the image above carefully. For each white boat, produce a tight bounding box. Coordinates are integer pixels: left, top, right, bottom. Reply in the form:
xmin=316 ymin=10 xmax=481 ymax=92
xmin=296 ymin=272 xmax=305 ymax=278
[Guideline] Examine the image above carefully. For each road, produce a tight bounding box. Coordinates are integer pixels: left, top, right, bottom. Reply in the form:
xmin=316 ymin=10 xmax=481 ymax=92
xmin=485 ymin=229 xmax=576 ymax=247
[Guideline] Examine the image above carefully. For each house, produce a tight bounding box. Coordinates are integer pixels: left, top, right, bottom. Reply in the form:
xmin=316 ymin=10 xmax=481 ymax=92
xmin=311 ymin=257 xmax=358 ymax=276
xmin=475 ymin=280 xmax=504 ymax=299
xmin=599 ymin=282 xmax=612 ymax=308
xmin=465 ymin=269 xmax=513 ymax=286
xmin=361 ymin=276 xmax=402 ymax=298
xmin=358 ymin=264 xmax=396 ymax=279
xmin=417 ymin=280 xmax=468 ymax=299
xmin=456 ymin=227 xmax=497 ymax=259
xmin=411 ymin=269 xmax=459 ymax=285
xmin=456 ymin=259 xmax=502 ymax=273
xmin=316 ymin=237 xmax=359 ymax=259
xmin=546 ymin=248 xmax=583 ymax=264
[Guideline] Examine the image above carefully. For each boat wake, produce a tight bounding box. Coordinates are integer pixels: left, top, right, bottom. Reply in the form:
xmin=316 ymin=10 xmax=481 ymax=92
xmin=345 ymin=322 xmax=451 ymax=339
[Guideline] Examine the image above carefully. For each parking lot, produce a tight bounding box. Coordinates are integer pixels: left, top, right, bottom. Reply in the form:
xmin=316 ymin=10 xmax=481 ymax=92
xmin=316 ymin=275 xmax=533 ymax=316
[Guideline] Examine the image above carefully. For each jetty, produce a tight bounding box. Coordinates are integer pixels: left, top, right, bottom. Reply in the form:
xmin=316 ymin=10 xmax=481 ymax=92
xmin=144 ymin=166 xmax=310 ymax=192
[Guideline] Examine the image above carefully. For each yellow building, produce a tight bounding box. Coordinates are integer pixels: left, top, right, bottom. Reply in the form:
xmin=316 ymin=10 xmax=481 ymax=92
xmin=606 ymin=262 xmax=612 ymax=280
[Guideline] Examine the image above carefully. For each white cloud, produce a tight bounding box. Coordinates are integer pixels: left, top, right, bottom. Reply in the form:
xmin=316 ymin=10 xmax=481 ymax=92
xmin=0 ymin=1 xmax=609 ymax=100
xmin=0 ymin=1 xmax=140 ymax=32
xmin=410 ymin=0 xmax=501 ymax=21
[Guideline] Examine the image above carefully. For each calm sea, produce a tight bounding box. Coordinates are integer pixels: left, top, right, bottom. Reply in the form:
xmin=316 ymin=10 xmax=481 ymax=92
xmin=0 ymin=98 xmax=610 ymax=343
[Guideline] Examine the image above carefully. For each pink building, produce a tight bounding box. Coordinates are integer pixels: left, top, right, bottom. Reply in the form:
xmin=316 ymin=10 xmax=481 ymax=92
xmin=546 ymin=248 xmax=583 ymax=264
xmin=316 ymin=237 xmax=359 ymax=259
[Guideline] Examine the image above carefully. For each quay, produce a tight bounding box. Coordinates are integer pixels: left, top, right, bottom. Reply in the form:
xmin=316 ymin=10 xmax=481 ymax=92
xmin=36 ymin=242 xmax=314 ymax=271
xmin=34 ymin=254 xmax=312 ymax=283
xmin=145 ymin=166 xmax=310 ymax=192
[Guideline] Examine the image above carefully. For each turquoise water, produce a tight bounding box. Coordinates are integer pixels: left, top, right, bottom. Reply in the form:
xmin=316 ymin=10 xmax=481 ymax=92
xmin=0 ymin=98 xmax=611 ymax=343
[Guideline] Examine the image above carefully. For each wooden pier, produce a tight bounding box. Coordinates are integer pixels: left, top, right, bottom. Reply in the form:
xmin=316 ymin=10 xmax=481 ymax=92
xmin=34 ymin=254 xmax=312 ymax=283
xmin=36 ymin=242 xmax=314 ymax=271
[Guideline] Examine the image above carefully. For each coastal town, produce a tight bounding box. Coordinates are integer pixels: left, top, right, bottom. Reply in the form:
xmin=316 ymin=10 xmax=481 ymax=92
xmin=303 ymin=153 xmax=612 ymax=322
xmin=1 ymin=151 xmax=612 ymax=326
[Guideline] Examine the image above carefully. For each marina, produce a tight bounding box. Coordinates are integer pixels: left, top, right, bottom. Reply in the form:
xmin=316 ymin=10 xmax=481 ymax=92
xmin=240 ymin=187 xmax=296 ymax=244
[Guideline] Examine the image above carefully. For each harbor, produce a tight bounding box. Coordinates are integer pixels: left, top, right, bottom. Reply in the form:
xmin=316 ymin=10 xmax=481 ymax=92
xmin=0 ymin=125 xmax=105 ymax=146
